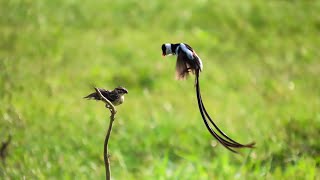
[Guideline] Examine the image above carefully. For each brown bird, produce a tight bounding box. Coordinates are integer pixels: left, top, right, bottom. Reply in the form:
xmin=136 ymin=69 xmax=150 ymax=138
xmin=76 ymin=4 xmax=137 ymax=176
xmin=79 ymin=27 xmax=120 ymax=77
xmin=84 ymin=86 xmax=128 ymax=106
xmin=162 ymin=43 xmax=255 ymax=153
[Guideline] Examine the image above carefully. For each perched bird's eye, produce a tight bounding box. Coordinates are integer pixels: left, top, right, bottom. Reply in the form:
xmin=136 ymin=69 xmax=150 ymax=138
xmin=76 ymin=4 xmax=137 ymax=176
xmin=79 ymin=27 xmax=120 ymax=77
xmin=118 ymin=88 xmax=128 ymax=94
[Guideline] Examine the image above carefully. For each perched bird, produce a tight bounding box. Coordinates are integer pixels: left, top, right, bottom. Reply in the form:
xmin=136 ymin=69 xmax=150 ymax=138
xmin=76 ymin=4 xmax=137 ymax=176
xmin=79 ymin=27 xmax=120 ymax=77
xmin=84 ymin=86 xmax=128 ymax=106
xmin=162 ymin=43 xmax=255 ymax=153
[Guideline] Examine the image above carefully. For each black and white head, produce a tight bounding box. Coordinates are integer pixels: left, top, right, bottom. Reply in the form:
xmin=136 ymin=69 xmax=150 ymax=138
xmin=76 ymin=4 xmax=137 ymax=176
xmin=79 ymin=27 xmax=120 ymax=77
xmin=161 ymin=43 xmax=174 ymax=56
xmin=114 ymin=86 xmax=128 ymax=95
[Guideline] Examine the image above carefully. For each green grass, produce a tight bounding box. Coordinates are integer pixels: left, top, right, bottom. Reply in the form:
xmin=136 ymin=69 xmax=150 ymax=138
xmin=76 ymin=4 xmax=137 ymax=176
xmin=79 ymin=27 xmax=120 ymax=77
xmin=1 ymin=0 xmax=320 ymax=179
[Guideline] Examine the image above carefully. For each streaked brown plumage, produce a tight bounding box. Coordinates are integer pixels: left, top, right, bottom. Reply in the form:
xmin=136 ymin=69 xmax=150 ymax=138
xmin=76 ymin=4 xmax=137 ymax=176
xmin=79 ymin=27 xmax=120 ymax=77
xmin=84 ymin=86 xmax=128 ymax=106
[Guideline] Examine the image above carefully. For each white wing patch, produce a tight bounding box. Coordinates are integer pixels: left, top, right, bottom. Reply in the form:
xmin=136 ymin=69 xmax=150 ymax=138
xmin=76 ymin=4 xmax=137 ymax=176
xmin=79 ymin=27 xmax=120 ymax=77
xmin=179 ymin=43 xmax=194 ymax=60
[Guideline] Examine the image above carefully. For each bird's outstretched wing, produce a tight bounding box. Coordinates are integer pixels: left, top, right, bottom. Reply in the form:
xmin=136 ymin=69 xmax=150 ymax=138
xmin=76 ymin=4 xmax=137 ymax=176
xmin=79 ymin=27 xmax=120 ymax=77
xmin=184 ymin=43 xmax=194 ymax=52
xmin=176 ymin=53 xmax=190 ymax=80
xmin=176 ymin=44 xmax=202 ymax=80
xmin=195 ymin=71 xmax=255 ymax=153
xmin=184 ymin=43 xmax=203 ymax=72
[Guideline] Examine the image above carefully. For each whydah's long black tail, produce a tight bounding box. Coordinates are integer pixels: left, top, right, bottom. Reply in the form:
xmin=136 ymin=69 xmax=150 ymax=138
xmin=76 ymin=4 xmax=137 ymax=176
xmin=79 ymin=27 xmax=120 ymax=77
xmin=195 ymin=71 xmax=255 ymax=153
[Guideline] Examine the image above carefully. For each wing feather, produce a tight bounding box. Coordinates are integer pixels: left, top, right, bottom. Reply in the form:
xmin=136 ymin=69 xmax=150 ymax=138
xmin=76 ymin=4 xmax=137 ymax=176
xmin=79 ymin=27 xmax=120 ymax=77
xmin=184 ymin=43 xmax=203 ymax=72
xmin=175 ymin=54 xmax=189 ymax=80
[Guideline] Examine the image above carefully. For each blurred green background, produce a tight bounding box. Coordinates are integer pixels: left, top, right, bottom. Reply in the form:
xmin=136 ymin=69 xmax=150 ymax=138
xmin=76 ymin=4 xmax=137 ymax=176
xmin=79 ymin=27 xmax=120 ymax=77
xmin=1 ymin=0 xmax=319 ymax=179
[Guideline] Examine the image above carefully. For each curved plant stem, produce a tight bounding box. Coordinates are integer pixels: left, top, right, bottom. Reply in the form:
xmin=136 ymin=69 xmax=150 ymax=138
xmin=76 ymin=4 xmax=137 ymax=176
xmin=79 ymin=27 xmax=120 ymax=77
xmin=94 ymin=87 xmax=117 ymax=180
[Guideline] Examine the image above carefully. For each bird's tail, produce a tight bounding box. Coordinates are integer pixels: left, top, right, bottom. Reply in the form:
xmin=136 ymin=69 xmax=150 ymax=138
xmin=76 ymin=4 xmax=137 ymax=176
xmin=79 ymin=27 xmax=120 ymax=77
xmin=84 ymin=92 xmax=100 ymax=100
xmin=195 ymin=71 xmax=255 ymax=153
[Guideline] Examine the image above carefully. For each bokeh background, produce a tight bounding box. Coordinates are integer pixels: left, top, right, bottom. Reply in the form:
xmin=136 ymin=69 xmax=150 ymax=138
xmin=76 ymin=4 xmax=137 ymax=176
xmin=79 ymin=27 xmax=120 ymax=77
xmin=1 ymin=0 xmax=319 ymax=179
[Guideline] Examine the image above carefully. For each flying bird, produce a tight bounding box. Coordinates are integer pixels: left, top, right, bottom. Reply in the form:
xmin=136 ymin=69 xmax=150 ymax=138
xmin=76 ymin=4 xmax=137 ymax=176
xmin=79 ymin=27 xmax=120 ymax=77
xmin=84 ymin=86 xmax=128 ymax=107
xmin=162 ymin=43 xmax=203 ymax=80
xmin=161 ymin=43 xmax=255 ymax=152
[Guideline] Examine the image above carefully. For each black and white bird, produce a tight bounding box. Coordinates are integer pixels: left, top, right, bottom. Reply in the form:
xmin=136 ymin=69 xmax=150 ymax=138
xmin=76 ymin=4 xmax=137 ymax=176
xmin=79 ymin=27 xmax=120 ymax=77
xmin=161 ymin=43 xmax=255 ymax=153
xmin=84 ymin=86 xmax=128 ymax=106
xmin=162 ymin=43 xmax=203 ymax=80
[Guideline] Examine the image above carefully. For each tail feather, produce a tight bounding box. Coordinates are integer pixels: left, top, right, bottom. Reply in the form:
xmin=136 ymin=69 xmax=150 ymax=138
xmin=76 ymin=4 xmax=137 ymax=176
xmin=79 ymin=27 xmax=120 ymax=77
xmin=195 ymin=76 xmax=239 ymax=152
xmin=84 ymin=92 xmax=100 ymax=100
xmin=195 ymin=72 xmax=255 ymax=152
xmin=201 ymin=98 xmax=255 ymax=148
